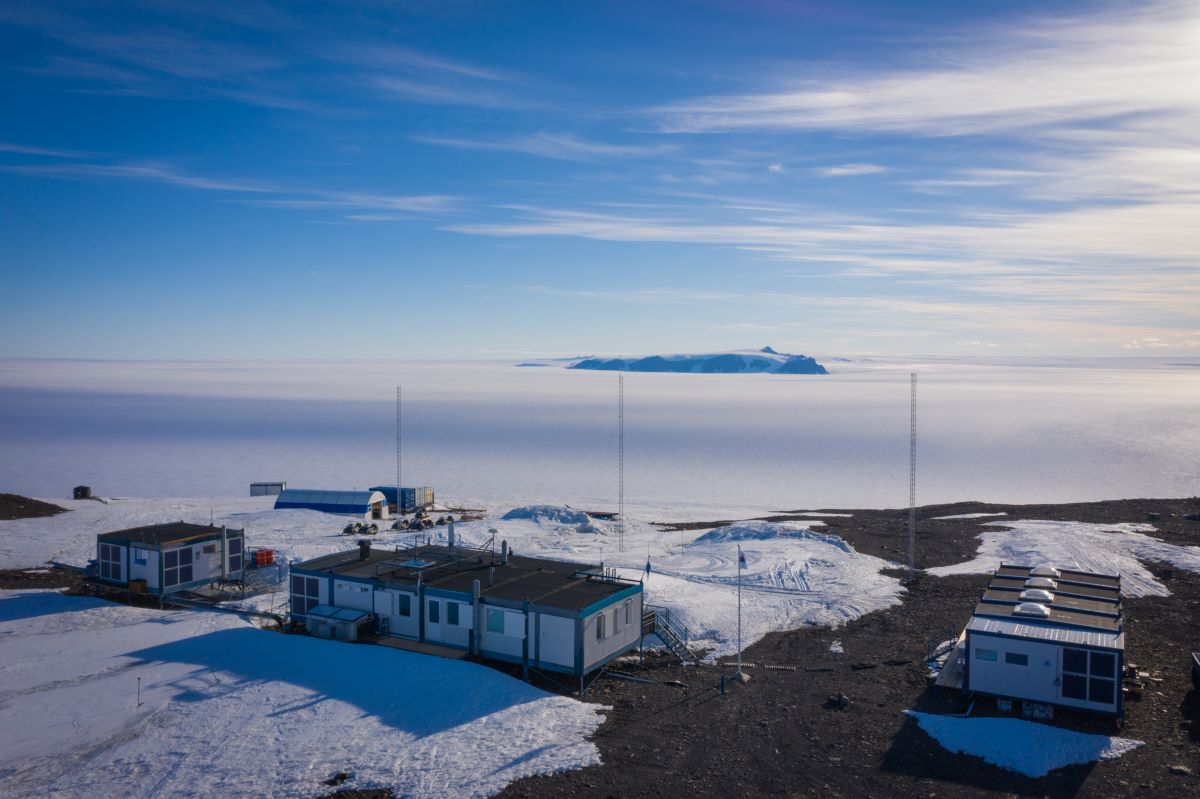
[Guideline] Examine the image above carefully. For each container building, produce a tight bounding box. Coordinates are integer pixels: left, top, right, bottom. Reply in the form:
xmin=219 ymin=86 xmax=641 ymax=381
xmin=250 ymin=482 xmax=287 ymax=496
xmin=952 ymin=563 xmax=1124 ymax=717
xmin=368 ymin=486 xmax=435 ymax=513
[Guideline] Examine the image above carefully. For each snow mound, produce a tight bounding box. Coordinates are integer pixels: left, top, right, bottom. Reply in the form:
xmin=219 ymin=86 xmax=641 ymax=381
xmin=905 ymin=712 xmax=1143 ymax=777
xmin=929 ymin=519 xmax=1200 ymax=597
xmin=692 ymin=521 xmax=851 ymax=552
xmin=501 ymin=505 xmax=601 ymax=532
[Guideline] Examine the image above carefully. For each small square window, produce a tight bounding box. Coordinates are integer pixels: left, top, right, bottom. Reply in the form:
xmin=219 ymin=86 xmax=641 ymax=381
xmin=1062 ymin=673 xmax=1087 ymax=700
xmin=487 ymin=608 xmax=504 ymax=633
xmin=1005 ymin=652 xmax=1029 ymax=666
xmin=974 ymin=648 xmax=997 ymax=662
xmin=202 ymin=544 xmax=217 ymax=555
xmin=1063 ymin=648 xmax=1088 ymax=674
xmin=133 ymin=548 xmax=147 ymax=566
xmin=1090 ymin=651 xmax=1116 ymax=678
xmin=1089 ymin=677 xmax=1115 ymax=705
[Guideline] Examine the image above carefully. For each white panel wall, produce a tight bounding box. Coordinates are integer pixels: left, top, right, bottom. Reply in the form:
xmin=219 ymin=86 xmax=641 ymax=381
xmin=582 ymin=594 xmax=642 ymax=670
xmin=537 ymin=613 xmax=574 ymax=668
xmin=129 ymin=548 xmax=159 ymax=589
xmin=968 ymin=635 xmax=1061 ymax=703
xmin=481 ymin=606 xmax=526 ymax=659
xmin=334 ymin=580 xmax=373 ymax=612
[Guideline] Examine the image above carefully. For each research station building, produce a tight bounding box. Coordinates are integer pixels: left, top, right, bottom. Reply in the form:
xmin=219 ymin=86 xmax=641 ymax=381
xmin=368 ymin=486 xmax=435 ymax=513
xmin=274 ymin=488 xmax=390 ymax=520
xmin=94 ymin=522 xmax=246 ymax=596
xmin=289 ymin=537 xmax=643 ymax=684
xmin=959 ymin=564 xmax=1124 ymax=717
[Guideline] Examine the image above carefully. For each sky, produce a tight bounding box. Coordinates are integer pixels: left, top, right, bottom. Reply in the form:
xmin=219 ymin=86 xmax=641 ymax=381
xmin=0 ymin=0 xmax=1197 ymax=359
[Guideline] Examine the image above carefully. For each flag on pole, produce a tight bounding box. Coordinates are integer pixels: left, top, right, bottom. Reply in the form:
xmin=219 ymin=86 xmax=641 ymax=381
xmin=738 ymin=546 xmax=746 ymax=569
xmin=644 ymin=557 xmax=652 ymax=578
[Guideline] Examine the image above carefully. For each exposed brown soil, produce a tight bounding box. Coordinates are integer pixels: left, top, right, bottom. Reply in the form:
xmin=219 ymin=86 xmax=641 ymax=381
xmin=0 ymin=493 xmax=68 ymax=521
xmin=496 ymin=497 xmax=1200 ymax=799
xmin=0 ymin=565 xmax=85 ymax=591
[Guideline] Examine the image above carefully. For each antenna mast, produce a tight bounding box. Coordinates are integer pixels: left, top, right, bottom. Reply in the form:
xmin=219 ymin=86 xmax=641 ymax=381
xmin=618 ymin=373 xmax=625 ymax=554
xmin=403 ymin=383 xmax=408 ymax=515
xmin=908 ymin=372 xmax=917 ymax=572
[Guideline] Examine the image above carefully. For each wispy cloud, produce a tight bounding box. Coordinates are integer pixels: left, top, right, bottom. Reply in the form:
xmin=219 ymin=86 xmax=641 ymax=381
xmin=416 ymin=132 xmax=673 ymax=161
xmin=654 ymin=2 xmax=1199 ymax=137
xmin=815 ymin=163 xmax=888 ymax=178
xmin=0 ymin=141 xmax=94 ymax=159
xmin=3 ymin=158 xmax=458 ymax=217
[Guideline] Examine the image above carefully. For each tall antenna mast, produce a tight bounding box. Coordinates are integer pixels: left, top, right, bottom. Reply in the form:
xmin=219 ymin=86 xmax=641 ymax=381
xmin=618 ymin=373 xmax=625 ymax=554
xmin=908 ymin=372 xmax=917 ymax=572
xmin=403 ymin=383 xmax=408 ymax=515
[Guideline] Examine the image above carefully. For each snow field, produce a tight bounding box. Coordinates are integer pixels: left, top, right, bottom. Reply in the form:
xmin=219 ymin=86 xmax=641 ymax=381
xmin=0 ymin=589 xmax=604 ymax=799
xmin=904 ymin=711 xmax=1143 ymax=777
xmin=927 ymin=519 xmax=1200 ymax=596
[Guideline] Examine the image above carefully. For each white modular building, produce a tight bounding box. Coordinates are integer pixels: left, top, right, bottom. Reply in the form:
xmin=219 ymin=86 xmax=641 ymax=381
xmin=274 ymin=489 xmax=390 ymax=520
xmin=289 ymin=537 xmax=644 ymax=690
xmin=962 ymin=564 xmax=1124 ymax=717
xmin=94 ymin=522 xmax=246 ymax=597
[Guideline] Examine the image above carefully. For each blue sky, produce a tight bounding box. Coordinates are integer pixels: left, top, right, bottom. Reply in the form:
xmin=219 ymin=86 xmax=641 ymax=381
xmin=1 ymin=0 xmax=1197 ymax=359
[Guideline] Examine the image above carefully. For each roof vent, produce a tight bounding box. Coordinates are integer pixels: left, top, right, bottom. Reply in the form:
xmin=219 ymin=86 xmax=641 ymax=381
xmin=1030 ymin=564 xmax=1061 ymax=578
xmin=1024 ymin=576 xmax=1057 ymax=590
xmin=1013 ymin=602 xmax=1051 ymax=618
xmin=1019 ymin=588 xmax=1054 ymax=603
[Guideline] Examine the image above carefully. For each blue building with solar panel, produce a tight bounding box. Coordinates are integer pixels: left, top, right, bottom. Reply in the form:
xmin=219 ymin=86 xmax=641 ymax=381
xmin=274 ymin=489 xmax=390 ymax=520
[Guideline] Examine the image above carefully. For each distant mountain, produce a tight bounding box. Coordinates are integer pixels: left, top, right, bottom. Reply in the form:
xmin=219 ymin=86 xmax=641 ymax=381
xmin=567 ymin=347 xmax=828 ymax=375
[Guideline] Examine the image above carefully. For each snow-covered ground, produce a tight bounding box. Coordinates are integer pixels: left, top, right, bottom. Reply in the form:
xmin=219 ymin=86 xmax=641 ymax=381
xmin=0 ymin=589 xmax=604 ymax=799
xmin=927 ymin=519 xmax=1200 ymax=597
xmin=930 ymin=512 xmax=1008 ymax=520
xmin=904 ymin=712 xmax=1143 ymax=777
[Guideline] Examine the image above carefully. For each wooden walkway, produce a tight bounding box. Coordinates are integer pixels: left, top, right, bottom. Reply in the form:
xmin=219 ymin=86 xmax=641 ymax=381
xmin=376 ymin=636 xmax=468 ymax=660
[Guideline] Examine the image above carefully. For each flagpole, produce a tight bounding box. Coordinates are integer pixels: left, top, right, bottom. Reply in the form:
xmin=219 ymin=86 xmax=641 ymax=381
xmin=735 ymin=545 xmax=749 ymax=682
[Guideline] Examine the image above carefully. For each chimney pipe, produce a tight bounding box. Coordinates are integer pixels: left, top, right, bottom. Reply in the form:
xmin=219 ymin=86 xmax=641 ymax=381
xmin=448 ymin=523 xmax=456 ymax=556
xmin=358 ymin=539 xmax=371 ymax=561
xmin=489 ymin=566 xmax=495 ymax=586
xmin=501 ymin=540 xmax=509 ymax=565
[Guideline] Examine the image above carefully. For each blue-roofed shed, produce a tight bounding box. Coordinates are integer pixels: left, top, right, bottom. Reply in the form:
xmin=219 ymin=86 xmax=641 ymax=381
xmin=274 ymin=489 xmax=390 ymax=520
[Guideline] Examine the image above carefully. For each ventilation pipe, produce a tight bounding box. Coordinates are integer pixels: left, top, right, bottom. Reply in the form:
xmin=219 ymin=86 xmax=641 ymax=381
xmin=448 ymin=523 xmax=456 ymax=557
xmin=501 ymin=540 xmax=509 ymax=565
xmin=358 ymin=539 xmax=371 ymax=561
xmin=472 ymin=579 xmax=481 ymax=655
xmin=220 ymin=525 xmax=228 ymax=580
xmin=489 ymin=566 xmax=495 ymax=586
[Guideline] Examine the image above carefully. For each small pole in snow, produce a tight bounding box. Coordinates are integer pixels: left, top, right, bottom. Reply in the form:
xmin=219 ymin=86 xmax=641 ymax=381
xmin=137 ymin=676 xmax=142 ymax=708
xmin=734 ymin=545 xmax=750 ymax=683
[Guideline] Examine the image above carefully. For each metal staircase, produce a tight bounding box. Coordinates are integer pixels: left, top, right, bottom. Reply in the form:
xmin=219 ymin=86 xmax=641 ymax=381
xmin=643 ymin=606 xmax=697 ymax=663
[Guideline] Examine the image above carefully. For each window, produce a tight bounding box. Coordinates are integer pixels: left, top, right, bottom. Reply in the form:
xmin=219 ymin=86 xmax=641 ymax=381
xmin=133 ymin=547 xmax=148 ymax=566
xmin=624 ymin=600 xmax=632 ymax=626
xmin=289 ymin=575 xmax=320 ymax=616
xmin=164 ymin=547 xmax=194 ymax=587
xmin=1062 ymin=673 xmax=1088 ymax=700
xmin=202 ymin=544 xmax=217 ymax=555
xmin=974 ymin=648 xmax=997 ymax=662
xmin=487 ymin=608 xmax=505 ymax=634
xmin=429 ymin=600 xmax=440 ymax=624
xmin=98 ymin=542 xmax=123 ymax=582
xmin=228 ymin=536 xmax=242 ymax=573
xmin=1062 ymin=647 xmax=1117 ymax=706
xmin=447 ymin=602 xmax=460 ymax=626
xmin=1005 ymin=652 xmax=1029 ymax=666
xmin=596 ymin=612 xmax=606 ymax=641
xmin=612 ymin=606 xmax=621 ymax=633
xmin=398 ymin=594 xmax=411 ymax=617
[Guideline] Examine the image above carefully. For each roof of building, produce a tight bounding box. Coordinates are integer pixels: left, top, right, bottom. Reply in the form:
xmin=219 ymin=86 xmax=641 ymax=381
xmin=97 ymin=522 xmax=240 ymax=546
xmin=981 ymin=588 xmax=1120 ymax=617
xmin=967 ymin=615 xmax=1123 ymax=650
xmin=309 ymin=605 xmax=371 ymax=622
xmin=995 ymin=564 xmax=1120 ymax=590
xmin=988 ymin=574 xmax=1120 ymax=603
xmin=294 ymin=543 xmax=639 ymax=612
xmin=966 ymin=564 xmax=1124 ymax=647
xmin=274 ymin=489 xmax=386 ymax=509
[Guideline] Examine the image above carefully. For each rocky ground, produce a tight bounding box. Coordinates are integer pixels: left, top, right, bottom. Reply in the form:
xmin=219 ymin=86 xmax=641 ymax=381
xmin=0 ymin=492 xmax=67 ymax=521
xmin=495 ymin=498 xmax=1200 ymax=799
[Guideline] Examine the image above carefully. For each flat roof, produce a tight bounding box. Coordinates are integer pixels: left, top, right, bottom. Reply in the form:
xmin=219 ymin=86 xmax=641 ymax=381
xmin=995 ymin=564 xmax=1120 ymax=590
xmin=981 ymin=588 xmax=1120 ymax=617
xmin=98 ymin=522 xmax=240 ymax=547
xmin=294 ymin=543 xmax=638 ymax=612
xmin=972 ymin=600 xmax=1120 ymax=632
xmin=967 ymin=615 xmax=1123 ymax=650
xmin=989 ymin=575 xmax=1120 ymax=603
